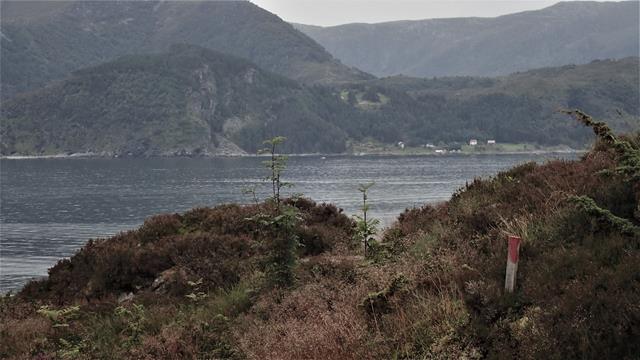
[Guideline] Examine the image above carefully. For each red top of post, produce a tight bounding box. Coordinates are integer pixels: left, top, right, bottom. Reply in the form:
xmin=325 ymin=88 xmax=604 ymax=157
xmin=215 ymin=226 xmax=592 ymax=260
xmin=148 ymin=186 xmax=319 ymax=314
xmin=508 ymin=235 xmax=521 ymax=263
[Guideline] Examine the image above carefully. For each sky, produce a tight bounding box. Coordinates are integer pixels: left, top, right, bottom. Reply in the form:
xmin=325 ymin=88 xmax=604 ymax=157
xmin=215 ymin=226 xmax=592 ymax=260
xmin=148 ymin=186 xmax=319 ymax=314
xmin=249 ymin=0 xmax=582 ymax=26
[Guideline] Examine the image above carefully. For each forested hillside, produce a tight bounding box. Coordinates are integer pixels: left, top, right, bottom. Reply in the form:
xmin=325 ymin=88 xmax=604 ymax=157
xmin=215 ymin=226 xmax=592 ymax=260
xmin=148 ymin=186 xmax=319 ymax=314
xmin=295 ymin=1 xmax=639 ymax=78
xmin=332 ymin=57 xmax=639 ymax=147
xmin=0 ymin=45 xmax=354 ymax=156
xmin=0 ymin=0 xmax=369 ymax=99
xmin=2 ymin=55 xmax=638 ymax=156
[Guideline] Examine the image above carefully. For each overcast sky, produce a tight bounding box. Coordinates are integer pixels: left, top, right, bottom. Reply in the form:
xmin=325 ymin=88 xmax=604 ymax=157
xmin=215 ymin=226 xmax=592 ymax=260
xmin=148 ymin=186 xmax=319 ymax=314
xmin=249 ymin=0 xmax=582 ymax=26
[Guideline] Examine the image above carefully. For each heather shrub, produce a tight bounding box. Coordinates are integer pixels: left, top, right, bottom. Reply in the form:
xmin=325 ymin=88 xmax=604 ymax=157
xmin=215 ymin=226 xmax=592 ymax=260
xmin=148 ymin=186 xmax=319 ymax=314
xmin=391 ymin=294 xmax=479 ymax=359
xmin=368 ymin=114 xmax=640 ymax=359
xmin=288 ymin=198 xmax=356 ymax=255
xmin=290 ymin=199 xmax=353 ymax=231
xmin=393 ymin=203 xmax=448 ymax=238
xmin=135 ymin=214 xmax=183 ymax=244
xmin=237 ymin=275 xmax=375 ymax=359
xmin=505 ymin=203 xmax=640 ymax=359
xmin=0 ymin=308 xmax=52 ymax=358
xmin=298 ymin=255 xmax=359 ymax=285
xmin=361 ymin=274 xmax=409 ymax=316
xmin=170 ymin=233 xmax=257 ymax=292
xmin=407 ymin=221 xmax=447 ymax=260
xmin=296 ymin=223 xmax=341 ymax=255
xmin=18 ymin=196 xmax=353 ymax=304
xmin=181 ymin=205 xmax=261 ymax=235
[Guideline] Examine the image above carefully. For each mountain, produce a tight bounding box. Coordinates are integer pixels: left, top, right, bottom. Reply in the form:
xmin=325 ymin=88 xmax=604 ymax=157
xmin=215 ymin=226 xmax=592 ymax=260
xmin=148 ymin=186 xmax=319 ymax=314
xmin=0 ymin=45 xmax=354 ymax=156
xmin=2 ymin=52 xmax=637 ymax=156
xmin=332 ymin=57 xmax=640 ymax=147
xmin=294 ymin=1 xmax=640 ymax=78
xmin=0 ymin=0 xmax=370 ymax=99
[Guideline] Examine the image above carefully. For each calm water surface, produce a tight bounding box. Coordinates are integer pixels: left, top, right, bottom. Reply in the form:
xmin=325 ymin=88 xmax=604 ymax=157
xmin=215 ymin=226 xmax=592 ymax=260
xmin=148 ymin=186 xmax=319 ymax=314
xmin=0 ymin=154 xmax=576 ymax=292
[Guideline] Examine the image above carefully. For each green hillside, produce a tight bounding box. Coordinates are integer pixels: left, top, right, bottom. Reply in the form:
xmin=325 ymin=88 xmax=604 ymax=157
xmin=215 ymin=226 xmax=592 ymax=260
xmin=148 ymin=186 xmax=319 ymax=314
xmin=332 ymin=57 xmax=640 ymax=147
xmin=0 ymin=45 xmax=353 ymax=156
xmin=2 ymin=53 xmax=637 ymax=156
xmin=0 ymin=0 xmax=370 ymax=99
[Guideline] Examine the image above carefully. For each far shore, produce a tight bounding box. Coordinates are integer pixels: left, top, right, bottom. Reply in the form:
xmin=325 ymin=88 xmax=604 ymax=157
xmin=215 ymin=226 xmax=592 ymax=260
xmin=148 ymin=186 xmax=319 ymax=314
xmin=0 ymin=148 xmax=587 ymax=160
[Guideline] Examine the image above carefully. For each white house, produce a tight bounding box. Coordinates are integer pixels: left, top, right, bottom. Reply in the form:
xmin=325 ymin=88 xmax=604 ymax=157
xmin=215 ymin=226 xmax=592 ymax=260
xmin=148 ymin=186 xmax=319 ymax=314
xmin=469 ymin=139 xmax=478 ymax=146
xmin=487 ymin=140 xmax=496 ymax=145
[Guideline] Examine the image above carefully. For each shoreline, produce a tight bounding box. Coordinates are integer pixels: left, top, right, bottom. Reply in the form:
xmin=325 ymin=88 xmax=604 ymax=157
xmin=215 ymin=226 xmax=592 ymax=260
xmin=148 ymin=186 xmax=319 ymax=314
xmin=0 ymin=149 xmax=586 ymax=160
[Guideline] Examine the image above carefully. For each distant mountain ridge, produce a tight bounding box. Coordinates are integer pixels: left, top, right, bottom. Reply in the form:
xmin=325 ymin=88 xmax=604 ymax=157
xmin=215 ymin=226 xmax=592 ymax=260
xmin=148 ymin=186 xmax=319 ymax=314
xmin=0 ymin=0 xmax=370 ymax=99
xmin=294 ymin=1 xmax=640 ymax=78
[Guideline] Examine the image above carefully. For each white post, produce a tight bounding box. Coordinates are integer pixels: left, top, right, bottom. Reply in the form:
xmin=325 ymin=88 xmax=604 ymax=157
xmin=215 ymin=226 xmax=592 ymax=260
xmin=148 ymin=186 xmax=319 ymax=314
xmin=505 ymin=235 xmax=521 ymax=293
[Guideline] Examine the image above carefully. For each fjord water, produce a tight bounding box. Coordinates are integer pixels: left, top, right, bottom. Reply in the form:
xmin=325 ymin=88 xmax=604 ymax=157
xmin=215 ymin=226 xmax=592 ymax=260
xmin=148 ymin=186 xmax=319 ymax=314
xmin=0 ymin=154 xmax=575 ymax=292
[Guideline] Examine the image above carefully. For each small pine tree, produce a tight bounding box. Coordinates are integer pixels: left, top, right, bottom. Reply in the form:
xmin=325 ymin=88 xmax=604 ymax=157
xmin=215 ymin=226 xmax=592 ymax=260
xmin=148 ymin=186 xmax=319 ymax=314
xmin=253 ymin=136 xmax=300 ymax=287
xmin=353 ymin=182 xmax=380 ymax=257
xmin=259 ymin=136 xmax=291 ymax=211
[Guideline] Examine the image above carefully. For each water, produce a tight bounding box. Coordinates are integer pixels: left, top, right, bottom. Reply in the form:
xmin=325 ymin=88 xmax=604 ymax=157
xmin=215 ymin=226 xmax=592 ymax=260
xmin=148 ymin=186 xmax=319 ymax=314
xmin=0 ymin=153 xmax=575 ymax=292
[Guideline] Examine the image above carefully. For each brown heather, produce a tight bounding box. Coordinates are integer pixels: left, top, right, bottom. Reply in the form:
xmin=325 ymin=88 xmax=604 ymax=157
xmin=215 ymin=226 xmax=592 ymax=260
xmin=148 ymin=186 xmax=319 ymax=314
xmin=1 ymin=126 xmax=638 ymax=359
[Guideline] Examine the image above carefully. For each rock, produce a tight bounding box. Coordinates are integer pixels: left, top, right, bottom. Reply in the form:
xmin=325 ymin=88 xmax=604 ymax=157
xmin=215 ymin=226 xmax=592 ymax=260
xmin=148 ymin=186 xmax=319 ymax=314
xmin=117 ymin=292 xmax=134 ymax=304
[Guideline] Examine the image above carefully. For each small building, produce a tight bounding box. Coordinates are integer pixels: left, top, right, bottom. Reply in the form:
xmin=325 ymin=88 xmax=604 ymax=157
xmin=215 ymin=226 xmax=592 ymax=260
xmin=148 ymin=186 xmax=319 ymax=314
xmin=487 ymin=140 xmax=496 ymax=145
xmin=397 ymin=141 xmax=405 ymax=149
xmin=435 ymin=149 xmax=446 ymax=154
xmin=469 ymin=139 xmax=478 ymax=146
xmin=425 ymin=143 xmax=435 ymax=148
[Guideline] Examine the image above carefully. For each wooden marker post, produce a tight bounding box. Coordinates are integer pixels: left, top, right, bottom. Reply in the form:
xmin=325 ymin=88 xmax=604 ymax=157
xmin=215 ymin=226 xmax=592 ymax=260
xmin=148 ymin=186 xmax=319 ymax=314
xmin=504 ymin=235 xmax=521 ymax=293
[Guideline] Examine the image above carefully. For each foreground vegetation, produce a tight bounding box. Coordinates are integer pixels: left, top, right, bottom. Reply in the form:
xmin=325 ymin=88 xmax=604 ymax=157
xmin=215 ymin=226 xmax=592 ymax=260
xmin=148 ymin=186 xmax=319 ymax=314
xmin=1 ymin=114 xmax=638 ymax=359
